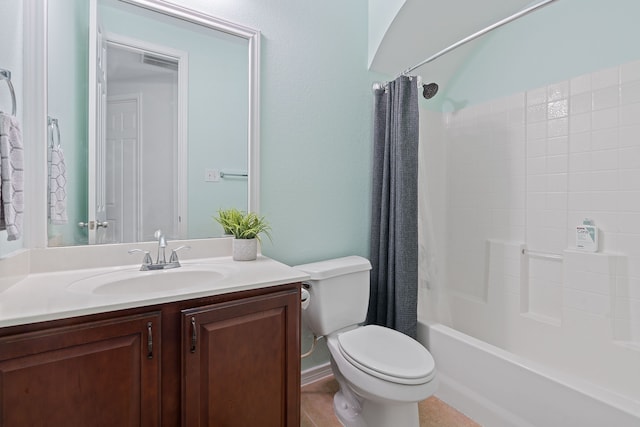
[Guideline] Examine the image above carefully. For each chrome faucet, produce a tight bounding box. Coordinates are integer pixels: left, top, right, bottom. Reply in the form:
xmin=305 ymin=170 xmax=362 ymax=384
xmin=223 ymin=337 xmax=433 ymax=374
xmin=155 ymin=229 xmax=168 ymax=265
xmin=128 ymin=229 xmax=191 ymax=271
xmin=128 ymin=249 xmax=153 ymax=270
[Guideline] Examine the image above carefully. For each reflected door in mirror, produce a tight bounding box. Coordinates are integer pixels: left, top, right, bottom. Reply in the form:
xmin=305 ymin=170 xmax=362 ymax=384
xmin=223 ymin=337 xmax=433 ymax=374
xmin=102 ymin=41 xmax=181 ymax=243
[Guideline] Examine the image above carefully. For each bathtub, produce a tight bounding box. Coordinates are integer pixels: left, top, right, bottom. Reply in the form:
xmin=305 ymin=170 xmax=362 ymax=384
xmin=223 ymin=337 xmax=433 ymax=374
xmin=417 ymin=321 xmax=640 ymax=427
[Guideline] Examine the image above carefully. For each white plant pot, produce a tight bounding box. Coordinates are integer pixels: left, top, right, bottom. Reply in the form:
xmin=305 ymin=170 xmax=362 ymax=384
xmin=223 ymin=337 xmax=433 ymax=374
xmin=232 ymin=238 xmax=258 ymax=261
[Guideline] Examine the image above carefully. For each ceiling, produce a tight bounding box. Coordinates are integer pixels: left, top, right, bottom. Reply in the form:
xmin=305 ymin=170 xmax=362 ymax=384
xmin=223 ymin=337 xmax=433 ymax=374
xmin=369 ymin=0 xmax=543 ymax=86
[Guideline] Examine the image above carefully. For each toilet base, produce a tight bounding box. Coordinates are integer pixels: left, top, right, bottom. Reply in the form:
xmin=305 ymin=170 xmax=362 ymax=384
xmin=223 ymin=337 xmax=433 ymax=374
xmin=333 ymin=389 xmax=366 ymax=427
xmin=330 ymin=358 xmax=421 ymax=427
xmin=333 ymin=390 xmax=419 ymax=427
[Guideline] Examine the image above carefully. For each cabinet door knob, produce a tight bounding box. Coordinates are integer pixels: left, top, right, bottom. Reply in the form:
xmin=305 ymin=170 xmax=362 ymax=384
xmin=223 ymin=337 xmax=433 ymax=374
xmin=190 ymin=317 xmax=197 ymax=353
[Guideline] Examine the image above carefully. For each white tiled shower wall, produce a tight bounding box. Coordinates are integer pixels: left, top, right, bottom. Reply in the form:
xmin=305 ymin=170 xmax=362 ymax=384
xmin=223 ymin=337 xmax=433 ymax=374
xmin=441 ymin=59 xmax=640 ymax=401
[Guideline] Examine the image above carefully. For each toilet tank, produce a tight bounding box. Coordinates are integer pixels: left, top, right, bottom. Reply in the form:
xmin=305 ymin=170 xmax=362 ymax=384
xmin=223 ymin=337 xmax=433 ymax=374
xmin=294 ymin=256 xmax=372 ymax=336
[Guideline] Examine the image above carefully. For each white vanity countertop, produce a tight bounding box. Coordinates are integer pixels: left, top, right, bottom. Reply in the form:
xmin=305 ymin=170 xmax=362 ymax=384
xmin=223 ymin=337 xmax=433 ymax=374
xmin=0 ymin=256 xmax=309 ymax=328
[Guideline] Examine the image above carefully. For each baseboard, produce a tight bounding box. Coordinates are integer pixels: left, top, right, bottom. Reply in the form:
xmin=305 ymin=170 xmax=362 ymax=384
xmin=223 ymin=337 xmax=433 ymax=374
xmin=301 ymin=362 xmax=332 ymax=387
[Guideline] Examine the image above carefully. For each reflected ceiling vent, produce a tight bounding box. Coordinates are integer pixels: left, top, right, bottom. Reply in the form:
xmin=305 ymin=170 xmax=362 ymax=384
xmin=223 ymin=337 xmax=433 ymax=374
xmin=142 ymin=53 xmax=178 ymax=71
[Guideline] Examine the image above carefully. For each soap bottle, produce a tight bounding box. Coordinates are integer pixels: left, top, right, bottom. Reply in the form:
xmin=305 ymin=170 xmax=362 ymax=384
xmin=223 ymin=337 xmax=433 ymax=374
xmin=576 ymin=218 xmax=598 ymax=252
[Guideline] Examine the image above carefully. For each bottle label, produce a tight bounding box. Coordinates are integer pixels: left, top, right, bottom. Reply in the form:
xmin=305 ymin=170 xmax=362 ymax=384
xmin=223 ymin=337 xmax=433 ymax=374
xmin=576 ymin=226 xmax=597 ymax=251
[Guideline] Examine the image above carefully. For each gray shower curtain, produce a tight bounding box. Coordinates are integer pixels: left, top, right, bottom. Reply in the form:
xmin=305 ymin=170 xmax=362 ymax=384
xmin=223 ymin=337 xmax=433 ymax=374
xmin=366 ymin=75 xmax=419 ymax=339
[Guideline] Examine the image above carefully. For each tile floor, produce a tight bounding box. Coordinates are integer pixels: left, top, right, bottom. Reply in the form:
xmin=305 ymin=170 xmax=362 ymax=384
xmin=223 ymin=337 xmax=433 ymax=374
xmin=300 ymin=376 xmax=480 ymax=427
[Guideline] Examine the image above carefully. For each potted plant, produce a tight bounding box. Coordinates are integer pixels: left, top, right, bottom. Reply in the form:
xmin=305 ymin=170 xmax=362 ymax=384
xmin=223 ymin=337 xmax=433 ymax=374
xmin=215 ymin=207 xmax=243 ymax=236
xmin=214 ymin=209 xmax=271 ymax=261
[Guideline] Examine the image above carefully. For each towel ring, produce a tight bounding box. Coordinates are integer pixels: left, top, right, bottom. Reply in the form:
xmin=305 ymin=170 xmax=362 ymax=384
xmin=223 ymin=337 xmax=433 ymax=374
xmin=0 ymin=68 xmax=17 ymax=116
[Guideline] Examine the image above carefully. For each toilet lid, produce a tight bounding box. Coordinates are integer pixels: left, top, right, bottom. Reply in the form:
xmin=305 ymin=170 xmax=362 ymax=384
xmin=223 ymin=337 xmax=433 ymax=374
xmin=337 ymin=325 xmax=435 ymax=385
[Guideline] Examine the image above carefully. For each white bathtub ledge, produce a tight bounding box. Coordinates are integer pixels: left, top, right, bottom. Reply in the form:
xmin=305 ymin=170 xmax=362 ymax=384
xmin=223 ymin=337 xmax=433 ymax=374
xmin=418 ymin=322 xmax=640 ymax=427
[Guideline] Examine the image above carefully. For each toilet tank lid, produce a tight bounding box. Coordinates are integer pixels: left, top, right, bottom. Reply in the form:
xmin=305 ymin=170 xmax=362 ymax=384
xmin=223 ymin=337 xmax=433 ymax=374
xmin=294 ymin=256 xmax=372 ymax=280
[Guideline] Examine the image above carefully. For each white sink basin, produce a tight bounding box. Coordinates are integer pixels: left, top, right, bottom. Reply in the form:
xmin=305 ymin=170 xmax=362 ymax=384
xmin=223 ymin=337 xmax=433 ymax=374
xmin=67 ymin=264 xmax=229 ymax=295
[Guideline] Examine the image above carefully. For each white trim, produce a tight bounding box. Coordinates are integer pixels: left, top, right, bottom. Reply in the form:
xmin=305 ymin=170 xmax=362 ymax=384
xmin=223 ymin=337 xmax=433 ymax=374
xmin=247 ymin=28 xmax=261 ymax=214
xmin=23 ymin=0 xmax=48 ymax=249
xmin=87 ymin=0 xmax=100 ymax=244
xmin=119 ymin=0 xmax=259 ymax=39
xmin=176 ymin=52 xmax=188 ymax=237
xmin=301 ymin=362 xmax=333 ymax=387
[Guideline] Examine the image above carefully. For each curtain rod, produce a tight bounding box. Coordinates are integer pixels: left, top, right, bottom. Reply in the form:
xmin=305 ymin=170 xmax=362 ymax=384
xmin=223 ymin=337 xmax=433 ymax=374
xmin=398 ymin=0 xmax=560 ymax=77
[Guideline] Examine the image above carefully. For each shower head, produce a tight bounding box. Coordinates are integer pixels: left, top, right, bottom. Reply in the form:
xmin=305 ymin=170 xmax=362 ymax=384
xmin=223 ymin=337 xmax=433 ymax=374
xmin=422 ymin=82 xmax=439 ymax=99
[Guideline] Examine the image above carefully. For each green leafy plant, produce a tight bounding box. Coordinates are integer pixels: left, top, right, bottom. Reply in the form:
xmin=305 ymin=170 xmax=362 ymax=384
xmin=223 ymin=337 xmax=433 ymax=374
xmin=214 ymin=208 xmax=272 ymax=242
xmin=214 ymin=208 xmax=243 ymax=235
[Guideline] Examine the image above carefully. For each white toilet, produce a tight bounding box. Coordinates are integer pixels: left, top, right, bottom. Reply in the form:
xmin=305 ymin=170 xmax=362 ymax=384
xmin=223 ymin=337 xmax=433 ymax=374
xmin=295 ymin=256 xmax=437 ymax=427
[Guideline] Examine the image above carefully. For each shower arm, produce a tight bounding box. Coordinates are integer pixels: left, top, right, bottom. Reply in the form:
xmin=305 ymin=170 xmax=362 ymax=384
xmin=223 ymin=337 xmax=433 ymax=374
xmin=398 ymin=0 xmax=560 ymax=78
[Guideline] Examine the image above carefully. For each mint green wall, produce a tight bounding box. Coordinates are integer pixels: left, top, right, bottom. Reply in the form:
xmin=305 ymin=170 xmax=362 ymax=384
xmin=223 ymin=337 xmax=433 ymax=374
xmin=437 ymin=0 xmax=640 ymax=111
xmin=47 ymin=0 xmax=89 ymax=246
xmin=178 ymin=0 xmax=374 ymax=371
xmin=180 ymin=0 xmax=375 ymax=268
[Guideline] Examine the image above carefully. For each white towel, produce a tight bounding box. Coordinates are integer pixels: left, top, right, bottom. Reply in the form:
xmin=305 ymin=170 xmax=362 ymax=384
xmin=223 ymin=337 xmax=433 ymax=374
xmin=49 ymin=144 xmax=68 ymax=225
xmin=0 ymin=112 xmax=24 ymax=241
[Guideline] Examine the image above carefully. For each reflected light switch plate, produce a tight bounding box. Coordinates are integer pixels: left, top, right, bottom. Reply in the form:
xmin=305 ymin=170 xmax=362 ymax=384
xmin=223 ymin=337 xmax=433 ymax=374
xmin=205 ymin=169 xmax=220 ymax=182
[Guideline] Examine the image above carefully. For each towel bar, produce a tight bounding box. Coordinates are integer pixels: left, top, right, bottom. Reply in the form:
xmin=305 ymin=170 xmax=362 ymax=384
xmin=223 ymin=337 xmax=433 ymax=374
xmin=220 ymin=171 xmax=248 ymax=178
xmin=0 ymin=68 xmax=16 ymax=116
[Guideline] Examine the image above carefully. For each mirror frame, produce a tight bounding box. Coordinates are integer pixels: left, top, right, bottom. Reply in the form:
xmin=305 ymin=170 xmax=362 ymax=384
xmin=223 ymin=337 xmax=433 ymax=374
xmin=28 ymin=0 xmax=260 ymax=248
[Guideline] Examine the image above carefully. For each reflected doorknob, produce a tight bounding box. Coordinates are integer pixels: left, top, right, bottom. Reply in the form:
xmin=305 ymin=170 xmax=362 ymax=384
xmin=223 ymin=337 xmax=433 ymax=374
xmin=77 ymin=221 xmax=109 ymax=230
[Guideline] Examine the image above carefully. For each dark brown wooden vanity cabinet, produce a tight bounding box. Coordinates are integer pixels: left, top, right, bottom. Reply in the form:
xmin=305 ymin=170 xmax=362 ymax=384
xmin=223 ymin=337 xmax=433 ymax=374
xmin=0 ymin=283 xmax=301 ymax=427
xmin=181 ymin=287 xmax=301 ymax=427
xmin=0 ymin=312 xmax=161 ymax=427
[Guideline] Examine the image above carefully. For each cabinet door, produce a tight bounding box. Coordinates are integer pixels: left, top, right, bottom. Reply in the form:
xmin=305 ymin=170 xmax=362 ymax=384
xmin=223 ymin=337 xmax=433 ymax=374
xmin=182 ymin=288 xmax=300 ymax=427
xmin=0 ymin=312 xmax=161 ymax=427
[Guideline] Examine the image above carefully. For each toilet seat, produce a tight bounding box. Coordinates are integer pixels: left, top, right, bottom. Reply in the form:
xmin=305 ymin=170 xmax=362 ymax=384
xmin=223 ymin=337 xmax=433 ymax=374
xmin=337 ymin=325 xmax=435 ymax=385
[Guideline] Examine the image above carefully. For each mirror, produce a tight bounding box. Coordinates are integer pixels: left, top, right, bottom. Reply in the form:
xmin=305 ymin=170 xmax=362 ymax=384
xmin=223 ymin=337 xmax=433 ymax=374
xmin=46 ymin=0 xmax=260 ymax=247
